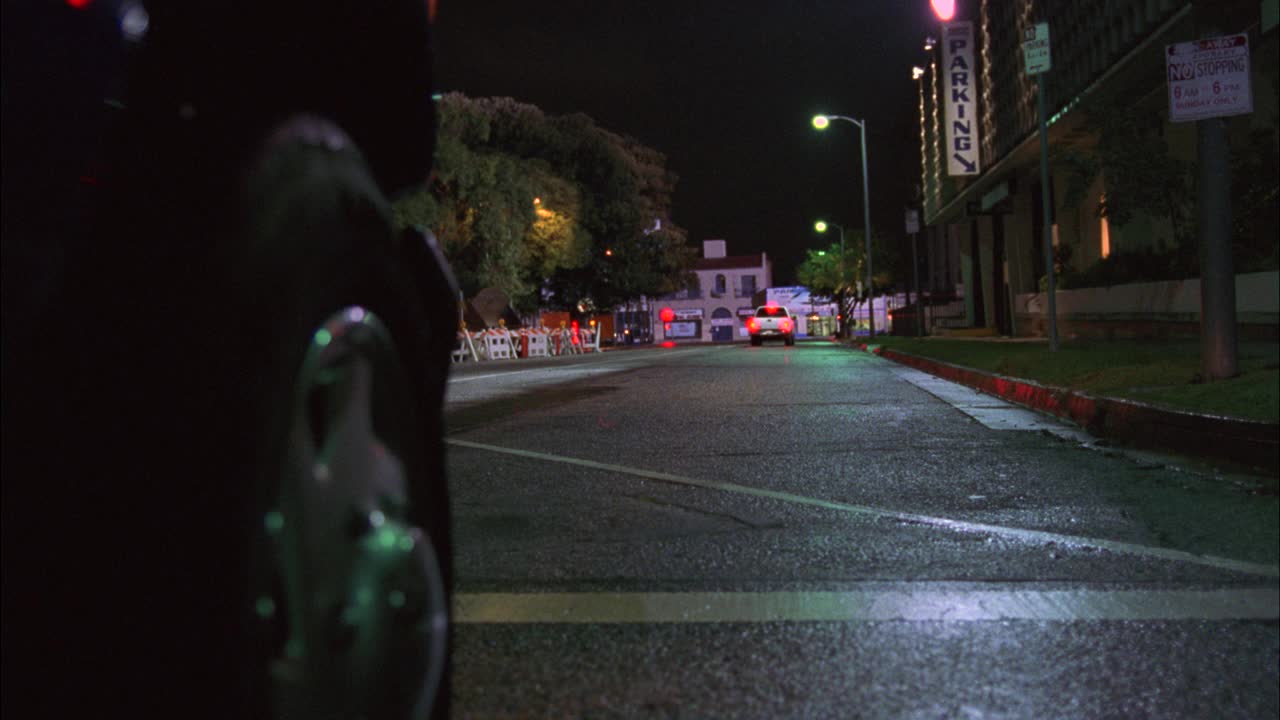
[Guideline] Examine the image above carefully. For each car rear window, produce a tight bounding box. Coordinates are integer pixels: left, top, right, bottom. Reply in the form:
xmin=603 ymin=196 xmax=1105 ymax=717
xmin=756 ymin=306 xmax=788 ymax=317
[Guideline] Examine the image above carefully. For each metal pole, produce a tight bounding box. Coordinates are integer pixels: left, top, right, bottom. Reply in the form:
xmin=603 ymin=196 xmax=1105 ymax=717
xmin=1036 ymin=73 xmax=1058 ymax=351
xmin=912 ymin=231 xmax=922 ymax=337
xmin=839 ymin=225 xmax=847 ymax=338
xmin=859 ymin=120 xmax=874 ymax=337
xmin=1197 ymin=114 xmax=1238 ymax=380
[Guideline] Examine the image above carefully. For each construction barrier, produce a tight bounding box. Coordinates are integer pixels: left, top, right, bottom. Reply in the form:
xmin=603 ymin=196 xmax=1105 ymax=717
xmin=452 ymin=329 xmax=481 ymax=363
xmin=452 ymin=324 xmax=605 ymax=363
xmin=520 ymin=328 xmax=551 ymax=358
xmin=476 ymin=328 xmax=514 ymax=360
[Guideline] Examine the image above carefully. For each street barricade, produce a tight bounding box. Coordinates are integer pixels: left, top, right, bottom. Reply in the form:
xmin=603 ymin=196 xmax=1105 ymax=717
xmin=479 ymin=328 xmax=516 ymax=360
xmin=452 ymin=329 xmax=481 ymax=363
xmin=452 ymin=323 xmax=605 ymax=363
xmin=521 ymin=328 xmax=550 ymax=358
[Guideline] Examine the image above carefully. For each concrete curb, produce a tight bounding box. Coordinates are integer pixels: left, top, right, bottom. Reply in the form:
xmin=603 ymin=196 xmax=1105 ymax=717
xmin=856 ymin=344 xmax=1279 ymax=476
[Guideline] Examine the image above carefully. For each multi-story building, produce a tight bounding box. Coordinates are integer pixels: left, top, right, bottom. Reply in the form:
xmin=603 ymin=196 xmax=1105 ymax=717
xmin=916 ymin=0 xmax=1279 ymax=336
xmin=656 ymin=239 xmax=772 ymax=342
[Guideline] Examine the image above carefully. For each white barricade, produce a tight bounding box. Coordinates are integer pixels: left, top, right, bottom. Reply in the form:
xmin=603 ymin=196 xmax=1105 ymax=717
xmin=523 ymin=328 xmax=550 ymax=358
xmin=579 ymin=328 xmax=601 ymax=353
xmin=559 ymin=327 xmax=580 ymax=354
xmin=452 ymin=330 xmax=480 ymax=363
xmin=481 ymin=328 xmax=515 ymax=360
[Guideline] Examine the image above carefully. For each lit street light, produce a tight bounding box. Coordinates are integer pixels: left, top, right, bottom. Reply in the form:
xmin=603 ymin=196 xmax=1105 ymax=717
xmin=812 ymin=113 xmax=875 ymax=336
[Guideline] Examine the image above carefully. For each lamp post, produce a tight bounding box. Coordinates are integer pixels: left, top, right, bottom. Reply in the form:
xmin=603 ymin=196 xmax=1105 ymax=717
xmin=813 ymin=220 xmax=846 ymax=338
xmin=812 ymin=113 xmax=875 ymax=337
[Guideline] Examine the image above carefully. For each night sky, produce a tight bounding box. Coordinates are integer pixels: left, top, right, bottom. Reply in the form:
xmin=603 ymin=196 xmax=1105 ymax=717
xmin=434 ymin=1 xmax=941 ymax=285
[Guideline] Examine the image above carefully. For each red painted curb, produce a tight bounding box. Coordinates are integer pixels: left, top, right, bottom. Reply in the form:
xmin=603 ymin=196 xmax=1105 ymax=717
xmin=860 ymin=344 xmax=1279 ymax=475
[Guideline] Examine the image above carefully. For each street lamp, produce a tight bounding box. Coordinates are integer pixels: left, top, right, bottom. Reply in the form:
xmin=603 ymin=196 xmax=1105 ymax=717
xmin=814 ymin=219 xmax=847 ymax=338
xmin=811 ymin=113 xmax=875 ymax=336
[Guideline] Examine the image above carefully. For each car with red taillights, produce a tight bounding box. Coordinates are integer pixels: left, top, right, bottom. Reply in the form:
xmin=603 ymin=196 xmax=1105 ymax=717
xmin=746 ymin=304 xmax=796 ymax=346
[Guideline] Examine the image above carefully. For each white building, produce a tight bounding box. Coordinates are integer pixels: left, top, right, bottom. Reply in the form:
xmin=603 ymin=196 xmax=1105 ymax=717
xmin=655 ymin=240 xmax=771 ymax=343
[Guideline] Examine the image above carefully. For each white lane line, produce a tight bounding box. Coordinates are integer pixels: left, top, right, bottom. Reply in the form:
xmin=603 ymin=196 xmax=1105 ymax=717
xmin=445 ymin=439 xmax=1280 ymax=578
xmin=454 ymin=588 xmax=1280 ymax=624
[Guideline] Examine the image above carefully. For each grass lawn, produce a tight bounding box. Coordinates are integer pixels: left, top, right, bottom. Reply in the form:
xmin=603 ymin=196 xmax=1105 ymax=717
xmin=865 ymin=336 xmax=1280 ymax=424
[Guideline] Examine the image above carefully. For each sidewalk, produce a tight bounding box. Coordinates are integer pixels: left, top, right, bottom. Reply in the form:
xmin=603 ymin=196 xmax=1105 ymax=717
xmin=851 ymin=339 xmax=1279 ymax=479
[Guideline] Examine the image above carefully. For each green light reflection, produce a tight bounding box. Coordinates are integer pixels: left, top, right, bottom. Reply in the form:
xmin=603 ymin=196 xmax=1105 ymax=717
xmin=264 ymin=511 xmax=284 ymax=533
xmin=255 ymin=596 xmax=276 ymax=618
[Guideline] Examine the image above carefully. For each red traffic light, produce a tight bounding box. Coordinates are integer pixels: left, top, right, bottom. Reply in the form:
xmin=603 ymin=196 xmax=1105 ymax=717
xmin=659 ymin=307 xmax=675 ymax=323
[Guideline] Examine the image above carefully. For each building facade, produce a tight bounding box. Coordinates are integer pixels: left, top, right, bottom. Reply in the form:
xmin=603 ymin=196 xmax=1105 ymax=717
xmin=917 ymin=0 xmax=1279 ymax=335
xmin=656 ymin=239 xmax=772 ymax=342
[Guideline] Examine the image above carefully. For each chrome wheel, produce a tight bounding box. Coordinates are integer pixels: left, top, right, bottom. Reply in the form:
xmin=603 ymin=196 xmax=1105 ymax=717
xmin=264 ymin=306 xmax=447 ymax=719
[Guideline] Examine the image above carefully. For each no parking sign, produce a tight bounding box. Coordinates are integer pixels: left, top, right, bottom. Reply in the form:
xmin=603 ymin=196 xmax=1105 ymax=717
xmin=1166 ymin=34 xmax=1253 ymax=122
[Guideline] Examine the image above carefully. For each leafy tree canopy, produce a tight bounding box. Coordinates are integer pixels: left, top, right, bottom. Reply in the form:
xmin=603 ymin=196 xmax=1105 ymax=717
xmin=394 ymin=94 xmax=695 ymax=314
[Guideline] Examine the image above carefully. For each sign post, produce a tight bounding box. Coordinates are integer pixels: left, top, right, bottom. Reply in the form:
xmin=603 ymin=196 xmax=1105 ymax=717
xmin=1024 ymin=22 xmax=1058 ymax=351
xmin=906 ymin=209 xmax=922 ymax=337
xmin=1167 ymin=31 xmax=1252 ymax=381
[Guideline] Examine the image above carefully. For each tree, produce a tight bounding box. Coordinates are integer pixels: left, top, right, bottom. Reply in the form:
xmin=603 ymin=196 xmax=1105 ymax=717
xmin=1055 ymin=96 xmax=1194 ymax=269
xmin=393 ymin=93 xmax=695 ymax=316
xmin=796 ymin=227 xmax=899 ymax=337
xmin=796 ymin=243 xmax=853 ymax=336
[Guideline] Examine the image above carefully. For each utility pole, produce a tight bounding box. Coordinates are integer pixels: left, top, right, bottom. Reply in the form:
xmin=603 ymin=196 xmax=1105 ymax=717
xmin=907 ymin=208 xmax=922 ymax=337
xmin=1191 ymin=1 xmax=1242 ymax=380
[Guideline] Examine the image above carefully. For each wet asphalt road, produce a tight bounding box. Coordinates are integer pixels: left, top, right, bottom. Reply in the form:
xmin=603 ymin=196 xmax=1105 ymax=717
xmin=442 ymin=340 xmax=1279 ymax=719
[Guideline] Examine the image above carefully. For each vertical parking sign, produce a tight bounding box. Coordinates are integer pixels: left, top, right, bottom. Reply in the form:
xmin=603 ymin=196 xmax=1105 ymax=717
xmin=942 ymin=21 xmax=980 ymax=175
xmin=1166 ymin=34 xmax=1253 ymax=122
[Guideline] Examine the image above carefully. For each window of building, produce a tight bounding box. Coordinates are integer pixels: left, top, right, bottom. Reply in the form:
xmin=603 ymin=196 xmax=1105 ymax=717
xmin=713 ymin=274 xmax=726 ymax=296
xmin=687 ymin=275 xmax=702 ymax=299
xmin=740 ymin=275 xmax=757 ymax=297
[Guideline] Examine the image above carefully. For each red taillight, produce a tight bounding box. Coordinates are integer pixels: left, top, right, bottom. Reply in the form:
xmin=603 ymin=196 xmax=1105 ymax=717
xmin=746 ymin=318 xmax=758 ymax=332
xmin=780 ymin=319 xmax=793 ymax=332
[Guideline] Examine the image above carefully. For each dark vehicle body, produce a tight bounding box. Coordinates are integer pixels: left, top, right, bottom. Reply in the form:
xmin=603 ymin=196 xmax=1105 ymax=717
xmin=3 ymin=2 xmax=453 ymax=718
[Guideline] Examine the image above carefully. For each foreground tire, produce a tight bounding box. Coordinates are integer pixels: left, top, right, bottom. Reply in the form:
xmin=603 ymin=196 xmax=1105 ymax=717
xmin=3 ymin=110 xmax=453 ymax=720
xmin=223 ymin=117 xmax=451 ymax=719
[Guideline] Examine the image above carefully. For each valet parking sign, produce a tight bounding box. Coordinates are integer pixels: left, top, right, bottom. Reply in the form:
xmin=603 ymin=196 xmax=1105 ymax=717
xmin=942 ymin=21 xmax=980 ymax=175
xmin=1166 ymin=34 xmax=1253 ymax=122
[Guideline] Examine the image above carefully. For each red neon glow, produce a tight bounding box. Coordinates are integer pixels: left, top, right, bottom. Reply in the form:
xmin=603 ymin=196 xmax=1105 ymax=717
xmin=659 ymin=307 xmax=675 ymax=323
xmin=930 ymin=0 xmax=956 ymax=21
xmin=66 ymin=0 xmax=94 ymax=8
